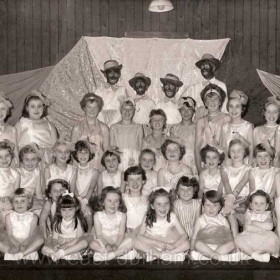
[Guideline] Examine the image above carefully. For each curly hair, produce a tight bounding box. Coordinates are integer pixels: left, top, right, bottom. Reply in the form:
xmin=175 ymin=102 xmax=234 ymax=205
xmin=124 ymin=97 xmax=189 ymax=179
xmin=72 ymin=140 xmax=95 ymax=162
xmin=200 ymin=144 xmax=225 ymax=166
xmin=146 ymin=188 xmax=172 ymax=228
xmin=97 ymin=186 xmax=127 ymax=213
xmin=54 ymin=194 xmax=88 ymax=233
xmin=161 ymin=139 xmax=185 ymax=161
xmin=79 ymin=93 xmax=104 ymax=112
xmin=175 ymin=176 xmax=199 ymax=199
xmin=248 ymin=190 xmax=271 ymax=210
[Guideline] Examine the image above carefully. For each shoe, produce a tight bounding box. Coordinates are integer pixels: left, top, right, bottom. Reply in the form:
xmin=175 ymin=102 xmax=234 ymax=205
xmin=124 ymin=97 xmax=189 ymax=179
xmin=93 ymin=252 xmax=115 ymax=262
xmin=51 ymin=249 xmax=65 ymax=262
xmin=160 ymin=252 xmax=185 ymax=262
xmin=252 ymin=252 xmax=270 ymax=263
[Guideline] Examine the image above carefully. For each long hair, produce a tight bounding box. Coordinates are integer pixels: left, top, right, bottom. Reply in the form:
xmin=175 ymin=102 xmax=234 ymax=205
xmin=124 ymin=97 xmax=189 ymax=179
xmin=146 ymin=188 xmax=172 ymax=228
xmin=97 ymin=186 xmax=127 ymax=213
xmin=54 ymin=194 xmax=88 ymax=233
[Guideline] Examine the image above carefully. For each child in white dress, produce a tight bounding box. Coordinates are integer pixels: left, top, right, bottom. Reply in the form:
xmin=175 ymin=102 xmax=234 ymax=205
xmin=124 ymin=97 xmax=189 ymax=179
xmin=72 ymin=140 xmax=99 ymax=232
xmin=110 ymin=98 xmax=143 ymax=171
xmin=42 ymin=192 xmax=88 ymax=261
xmin=235 ymin=190 xmax=279 ymax=262
xmin=250 ymin=143 xmax=278 ymax=199
xmin=1 ymin=188 xmax=44 ymax=261
xmin=45 ymin=139 xmax=77 ymax=192
xmin=0 ymin=141 xmax=20 ymax=224
xmin=17 ymin=144 xmax=43 ymax=211
xmin=39 ymin=179 xmax=69 ymax=239
xmin=192 ymin=190 xmax=236 ymax=260
xmin=97 ymin=150 xmax=124 ymax=195
xmin=158 ymin=139 xmax=192 ymax=192
xmin=123 ymin=166 xmax=148 ymax=235
xmin=139 ymin=149 xmax=157 ymax=196
xmin=134 ymin=188 xmax=190 ymax=261
xmin=221 ymin=139 xmax=251 ymax=224
xmin=15 ymin=90 xmax=57 ymax=167
xmin=89 ymin=187 xmax=135 ymax=261
xmin=199 ymin=145 xmax=225 ymax=198
xmin=220 ymin=90 xmax=254 ymax=165
xmin=174 ymin=176 xmax=201 ymax=239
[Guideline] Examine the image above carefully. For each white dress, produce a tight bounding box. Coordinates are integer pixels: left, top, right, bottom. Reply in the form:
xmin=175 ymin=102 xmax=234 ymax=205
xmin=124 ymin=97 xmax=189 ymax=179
xmin=200 ymin=169 xmax=221 ymax=193
xmin=250 ymin=167 xmax=279 ymax=194
xmin=101 ymin=170 xmax=122 ymax=189
xmin=156 ymin=99 xmax=182 ymax=125
xmin=9 ymin=211 xmax=38 ymax=260
xmin=48 ymin=164 xmax=76 ymax=185
xmin=133 ymin=95 xmax=156 ymax=125
xmin=17 ymin=167 xmax=40 ymax=196
xmin=123 ymin=194 xmax=147 ymax=230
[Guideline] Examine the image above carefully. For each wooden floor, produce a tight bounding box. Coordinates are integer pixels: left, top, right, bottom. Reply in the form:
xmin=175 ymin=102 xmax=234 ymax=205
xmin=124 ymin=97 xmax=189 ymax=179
xmin=1 ymin=256 xmax=280 ymax=280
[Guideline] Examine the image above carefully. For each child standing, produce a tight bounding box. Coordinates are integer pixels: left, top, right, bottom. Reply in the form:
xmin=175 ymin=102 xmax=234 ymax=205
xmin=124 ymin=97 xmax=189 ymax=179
xmin=199 ymin=145 xmax=225 ymax=198
xmin=89 ymin=187 xmax=135 ymax=261
xmin=134 ymin=188 xmax=190 ymax=261
xmin=142 ymin=109 xmax=168 ymax=171
xmin=1 ymin=188 xmax=44 ymax=261
xmin=192 ymin=190 xmax=236 ymax=260
xmin=174 ymin=176 xmax=201 ymax=239
xmin=17 ymin=144 xmax=43 ymax=203
xmin=170 ymin=96 xmax=197 ymax=175
xmin=39 ymin=179 xmax=69 ymax=239
xmin=110 ymin=98 xmax=143 ymax=171
xmin=95 ymin=60 xmax=128 ymax=127
xmin=158 ymin=139 xmax=192 ymax=191
xmin=0 ymin=141 xmax=20 ymax=223
xmin=97 ymin=150 xmax=124 ymax=195
xmin=15 ymin=90 xmax=57 ymax=167
xmin=72 ymin=140 xmax=99 ymax=232
xmin=221 ymin=139 xmax=251 ymax=224
xmin=123 ymin=166 xmax=148 ymax=234
xmin=235 ymin=190 xmax=279 ymax=262
xmin=220 ymin=90 xmax=254 ymax=164
xmin=250 ymin=143 xmax=278 ymax=199
xmin=45 ymin=139 xmax=77 ymax=193
xmin=139 ymin=149 xmax=157 ymax=196
xmin=42 ymin=193 xmax=88 ymax=261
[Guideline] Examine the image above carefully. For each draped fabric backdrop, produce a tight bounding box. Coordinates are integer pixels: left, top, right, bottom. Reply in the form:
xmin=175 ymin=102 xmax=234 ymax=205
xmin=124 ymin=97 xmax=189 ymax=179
xmin=0 ymin=36 xmax=230 ymax=138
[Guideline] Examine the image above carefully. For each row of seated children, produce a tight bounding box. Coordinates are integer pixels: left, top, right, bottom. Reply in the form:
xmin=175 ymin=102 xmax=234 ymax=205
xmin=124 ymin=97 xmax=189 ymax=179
xmin=0 ymin=171 xmax=278 ymax=263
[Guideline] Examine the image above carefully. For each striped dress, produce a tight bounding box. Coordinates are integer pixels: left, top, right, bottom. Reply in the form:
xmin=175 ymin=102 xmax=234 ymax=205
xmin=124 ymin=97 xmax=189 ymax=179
xmin=174 ymin=199 xmax=201 ymax=238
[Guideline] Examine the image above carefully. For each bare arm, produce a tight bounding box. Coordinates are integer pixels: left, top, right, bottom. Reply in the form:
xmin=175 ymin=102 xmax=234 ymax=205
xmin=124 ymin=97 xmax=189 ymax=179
xmin=249 ymin=169 xmax=256 ymax=194
xmin=97 ymin=173 xmax=104 ymax=196
xmin=195 ymin=119 xmax=203 ymax=173
xmin=39 ymin=201 xmax=51 ymax=239
xmin=198 ymin=172 xmax=205 ymax=199
xmin=190 ymin=218 xmax=201 ymax=250
xmin=85 ymin=169 xmax=99 ymax=201
xmin=220 ymin=167 xmax=232 ymax=194
xmin=115 ymin=213 xmax=126 ymax=247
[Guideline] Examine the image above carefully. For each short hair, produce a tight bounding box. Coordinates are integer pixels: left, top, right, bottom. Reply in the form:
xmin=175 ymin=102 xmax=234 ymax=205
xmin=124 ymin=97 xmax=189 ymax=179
xmin=11 ymin=188 xmax=33 ymax=210
xmin=175 ymin=176 xmax=199 ymax=199
xmin=149 ymin=109 xmax=167 ymax=131
xmin=228 ymin=139 xmax=250 ymax=159
xmin=202 ymin=190 xmax=224 ymax=207
xmin=161 ymin=139 xmax=185 ymax=161
xmin=226 ymin=98 xmax=248 ymax=117
xmin=200 ymin=144 xmax=225 ymax=165
xmin=46 ymin=179 xmax=70 ymax=199
xmin=200 ymin=84 xmax=226 ymax=108
xmin=0 ymin=141 xmax=14 ymax=159
xmin=79 ymin=93 xmax=104 ymax=112
xmin=139 ymin=149 xmax=156 ymax=164
xmin=19 ymin=144 xmax=41 ymax=163
xmin=253 ymin=143 xmax=275 ymax=160
xmin=21 ymin=95 xmax=48 ymax=118
xmin=248 ymin=190 xmax=271 ymax=209
xmin=72 ymin=140 xmax=95 ymax=162
xmin=101 ymin=150 xmax=121 ymax=168
xmin=124 ymin=165 xmax=146 ymax=182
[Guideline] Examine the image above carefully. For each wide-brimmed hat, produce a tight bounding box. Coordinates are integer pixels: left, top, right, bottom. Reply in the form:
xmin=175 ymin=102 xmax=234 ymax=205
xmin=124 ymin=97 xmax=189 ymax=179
xmin=101 ymin=60 xmax=123 ymax=73
xmin=160 ymin=73 xmax=183 ymax=87
xmin=195 ymin=54 xmax=221 ymax=70
xmin=129 ymin=73 xmax=151 ymax=88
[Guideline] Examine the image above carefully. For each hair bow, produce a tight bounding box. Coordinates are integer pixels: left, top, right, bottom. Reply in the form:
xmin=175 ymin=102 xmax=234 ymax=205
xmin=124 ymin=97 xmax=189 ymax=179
xmin=0 ymin=91 xmax=12 ymax=109
xmin=177 ymin=96 xmax=196 ymax=110
xmin=62 ymin=191 xmax=74 ymax=198
xmin=30 ymin=89 xmax=51 ymax=106
xmin=108 ymin=146 xmax=122 ymax=155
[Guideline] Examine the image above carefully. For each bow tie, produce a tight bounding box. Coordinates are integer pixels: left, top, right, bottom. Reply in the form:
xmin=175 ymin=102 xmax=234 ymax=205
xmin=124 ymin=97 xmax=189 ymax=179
xmin=135 ymin=95 xmax=148 ymax=102
xmin=104 ymin=83 xmax=119 ymax=92
xmin=163 ymin=97 xmax=177 ymax=104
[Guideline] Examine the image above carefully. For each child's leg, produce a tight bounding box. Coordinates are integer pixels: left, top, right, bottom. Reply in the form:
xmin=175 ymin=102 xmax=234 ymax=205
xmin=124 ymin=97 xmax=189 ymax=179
xmin=227 ymin=214 xmax=239 ymax=238
xmin=215 ymin=241 xmax=236 ymax=255
xmin=112 ymin=237 xmax=133 ymax=257
xmin=134 ymin=237 xmax=162 ymax=258
xmin=41 ymin=245 xmax=56 ymax=256
xmin=234 ymin=235 xmax=254 ymax=255
xmin=85 ymin=215 xmax=93 ymax=233
xmin=62 ymin=238 xmax=88 ymax=256
xmin=194 ymin=240 xmax=219 ymax=259
xmin=168 ymin=240 xmax=190 ymax=254
xmin=89 ymin=239 xmax=107 ymax=254
xmin=0 ymin=240 xmax=11 ymax=253
xmin=21 ymin=231 xmax=44 ymax=257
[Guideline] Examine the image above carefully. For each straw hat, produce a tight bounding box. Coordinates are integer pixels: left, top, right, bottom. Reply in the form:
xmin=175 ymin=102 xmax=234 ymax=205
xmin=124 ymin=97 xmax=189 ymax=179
xmin=101 ymin=60 xmax=123 ymax=73
xmin=160 ymin=73 xmax=183 ymax=87
xmin=195 ymin=54 xmax=221 ymax=70
xmin=129 ymin=73 xmax=151 ymax=88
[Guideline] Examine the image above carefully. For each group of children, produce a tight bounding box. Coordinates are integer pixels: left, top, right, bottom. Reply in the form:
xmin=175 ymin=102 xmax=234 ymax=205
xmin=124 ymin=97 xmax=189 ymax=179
xmin=0 ymin=56 xmax=279 ymax=263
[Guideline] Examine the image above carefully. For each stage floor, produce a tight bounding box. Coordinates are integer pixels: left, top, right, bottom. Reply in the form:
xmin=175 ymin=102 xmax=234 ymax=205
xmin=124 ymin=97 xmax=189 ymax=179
xmin=1 ymin=256 xmax=280 ymax=280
